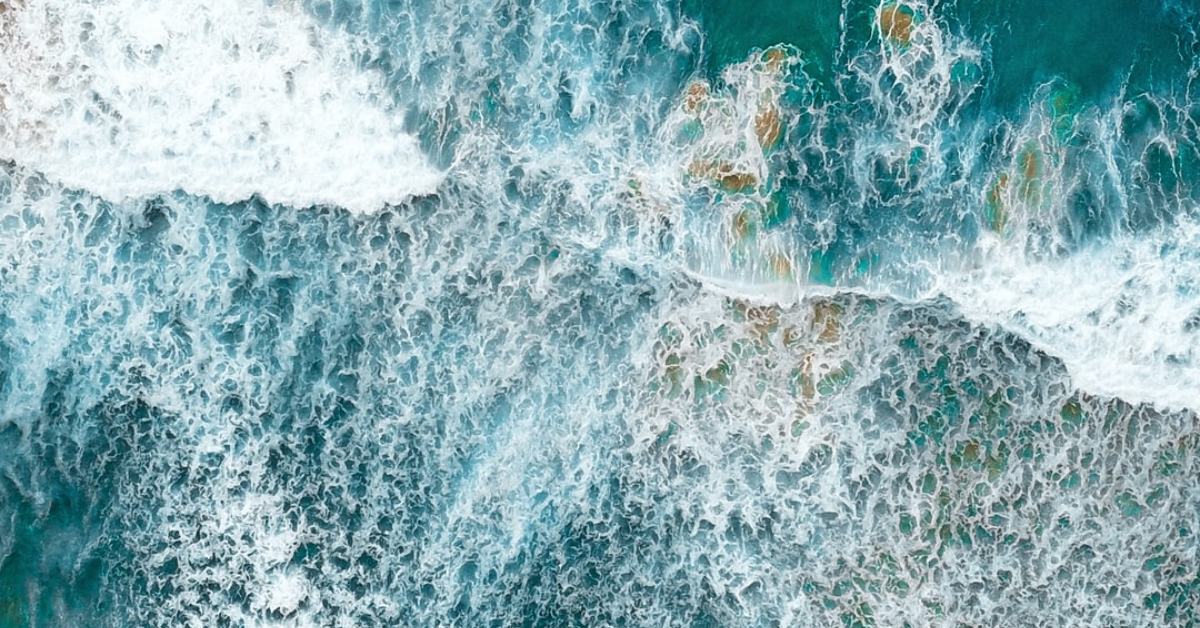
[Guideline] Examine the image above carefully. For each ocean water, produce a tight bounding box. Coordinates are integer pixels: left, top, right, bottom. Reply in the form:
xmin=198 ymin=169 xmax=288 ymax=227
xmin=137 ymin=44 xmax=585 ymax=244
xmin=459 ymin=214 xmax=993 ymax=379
xmin=1 ymin=0 xmax=1199 ymax=626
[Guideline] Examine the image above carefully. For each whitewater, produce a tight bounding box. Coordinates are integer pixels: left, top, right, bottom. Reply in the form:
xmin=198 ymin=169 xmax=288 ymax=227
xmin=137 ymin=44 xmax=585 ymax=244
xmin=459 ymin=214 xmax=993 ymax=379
xmin=0 ymin=0 xmax=1198 ymax=626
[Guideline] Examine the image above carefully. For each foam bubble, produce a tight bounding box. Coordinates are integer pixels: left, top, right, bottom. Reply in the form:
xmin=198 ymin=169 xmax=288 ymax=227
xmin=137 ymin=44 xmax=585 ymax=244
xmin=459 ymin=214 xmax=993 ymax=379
xmin=0 ymin=0 xmax=443 ymax=214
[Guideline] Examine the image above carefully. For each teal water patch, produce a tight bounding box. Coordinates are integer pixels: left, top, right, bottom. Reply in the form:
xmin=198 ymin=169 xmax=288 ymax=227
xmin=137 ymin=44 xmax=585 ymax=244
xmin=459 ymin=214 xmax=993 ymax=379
xmin=685 ymin=0 xmax=1189 ymax=107
xmin=951 ymin=0 xmax=1188 ymax=105
xmin=0 ymin=486 xmax=111 ymax=628
xmin=0 ymin=394 xmax=139 ymax=628
xmin=683 ymin=0 xmax=843 ymax=88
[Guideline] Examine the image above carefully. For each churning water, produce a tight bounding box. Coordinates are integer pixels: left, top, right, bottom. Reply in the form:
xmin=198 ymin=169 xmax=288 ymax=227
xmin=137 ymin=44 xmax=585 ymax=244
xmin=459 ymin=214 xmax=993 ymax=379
xmin=1 ymin=0 xmax=1199 ymax=626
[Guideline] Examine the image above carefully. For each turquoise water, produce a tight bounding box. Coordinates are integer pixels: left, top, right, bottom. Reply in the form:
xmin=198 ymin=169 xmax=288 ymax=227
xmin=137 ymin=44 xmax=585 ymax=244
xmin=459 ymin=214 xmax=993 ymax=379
xmin=691 ymin=0 xmax=1187 ymax=104
xmin=1 ymin=0 xmax=1199 ymax=626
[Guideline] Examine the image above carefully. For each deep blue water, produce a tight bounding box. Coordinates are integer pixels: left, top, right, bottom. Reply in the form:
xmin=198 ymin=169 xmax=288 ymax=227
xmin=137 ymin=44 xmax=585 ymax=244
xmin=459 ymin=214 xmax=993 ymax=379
xmin=1 ymin=0 xmax=1199 ymax=626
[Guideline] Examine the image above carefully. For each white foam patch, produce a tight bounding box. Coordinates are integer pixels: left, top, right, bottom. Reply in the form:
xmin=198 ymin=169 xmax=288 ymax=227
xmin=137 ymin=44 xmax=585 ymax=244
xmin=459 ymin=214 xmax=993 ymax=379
xmin=260 ymin=571 xmax=309 ymax=617
xmin=0 ymin=0 xmax=443 ymax=214
xmin=944 ymin=219 xmax=1200 ymax=411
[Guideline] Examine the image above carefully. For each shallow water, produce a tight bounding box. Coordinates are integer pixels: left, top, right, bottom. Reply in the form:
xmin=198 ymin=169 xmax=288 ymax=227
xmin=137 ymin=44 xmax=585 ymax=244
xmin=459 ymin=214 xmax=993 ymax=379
xmin=0 ymin=0 xmax=1198 ymax=626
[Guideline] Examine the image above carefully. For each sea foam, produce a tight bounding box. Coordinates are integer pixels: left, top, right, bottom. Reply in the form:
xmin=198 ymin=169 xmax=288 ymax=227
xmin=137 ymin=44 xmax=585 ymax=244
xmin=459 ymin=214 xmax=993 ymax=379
xmin=944 ymin=219 xmax=1200 ymax=411
xmin=0 ymin=0 xmax=443 ymax=214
